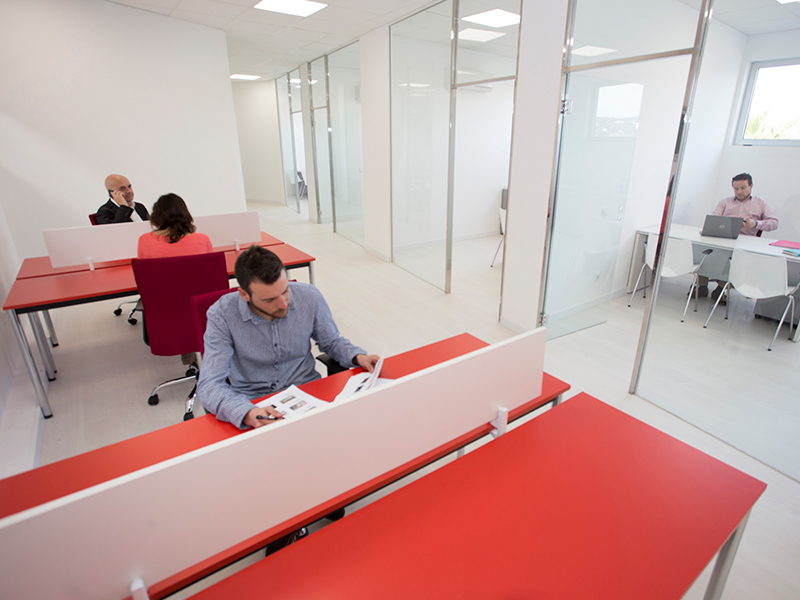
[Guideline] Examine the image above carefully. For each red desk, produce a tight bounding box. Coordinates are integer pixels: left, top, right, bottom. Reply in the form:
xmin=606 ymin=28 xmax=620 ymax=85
xmin=0 ymin=334 xmax=570 ymax=599
xmin=15 ymin=231 xmax=283 ymax=279
xmin=190 ymin=393 xmax=766 ymax=600
xmin=3 ymin=241 xmax=312 ymax=417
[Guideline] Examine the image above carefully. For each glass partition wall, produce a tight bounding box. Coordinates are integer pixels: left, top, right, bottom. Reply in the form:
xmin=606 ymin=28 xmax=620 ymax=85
xmin=276 ymin=74 xmax=300 ymax=213
xmin=633 ymin=0 xmax=800 ymax=482
xmin=540 ymin=0 xmax=701 ymax=339
xmin=328 ymin=43 xmax=364 ymax=246
xmin=288 ymin=68 xmax=308 ymax=216
xmin=390 ymin=0 xmax=521 ymax=293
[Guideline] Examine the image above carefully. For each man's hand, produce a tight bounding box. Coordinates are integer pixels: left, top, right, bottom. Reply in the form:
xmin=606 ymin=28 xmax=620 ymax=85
xmin=355 ymin=354 xmax=380 ymax=373
xmin=111 ymin=189 xmax=133 ymax=207
xmin=742 ymin=218 xmax=756 ymax=229
xmin=243 ymin=405 xmax=283 ymax=429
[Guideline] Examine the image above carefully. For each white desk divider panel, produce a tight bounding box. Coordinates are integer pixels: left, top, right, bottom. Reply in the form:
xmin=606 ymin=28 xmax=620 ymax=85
xmin=43 ymin=221 xmax=152 ymax=268
xmin=0 ymin=328 xmax=546 ymax=600
xmin=193 ymin=212 xmax=261 ymax=250
xmin=42 ymin=212 xmax=261 ymax=269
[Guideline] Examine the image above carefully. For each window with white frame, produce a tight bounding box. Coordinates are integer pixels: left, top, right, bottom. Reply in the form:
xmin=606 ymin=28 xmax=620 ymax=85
xmin=736 ymin=58 xmax=800 ymax=146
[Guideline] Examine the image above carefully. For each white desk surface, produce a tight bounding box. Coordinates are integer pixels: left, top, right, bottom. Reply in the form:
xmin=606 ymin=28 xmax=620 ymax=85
xmin=639 ymin=223 xmax=798 ymax=261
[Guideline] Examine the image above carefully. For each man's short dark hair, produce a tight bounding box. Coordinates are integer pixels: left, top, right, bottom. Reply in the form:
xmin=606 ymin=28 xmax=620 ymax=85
xmin=234 ymin=246 xmax=285 ymax=294
xmin=732 ymin=172 xmax=752 ymax=186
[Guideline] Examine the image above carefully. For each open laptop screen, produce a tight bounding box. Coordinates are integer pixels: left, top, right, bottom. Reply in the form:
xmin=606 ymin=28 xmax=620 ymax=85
xmin=701 ymin=215 xmax=743 ymax=239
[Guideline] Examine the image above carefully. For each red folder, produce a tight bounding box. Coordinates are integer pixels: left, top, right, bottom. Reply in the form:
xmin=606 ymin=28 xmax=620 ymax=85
xmin=769 ymin=240 xmax=800 ymax=250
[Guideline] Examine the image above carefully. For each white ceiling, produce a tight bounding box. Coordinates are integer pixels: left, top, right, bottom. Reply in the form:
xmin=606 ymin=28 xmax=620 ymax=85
xmin=675 ymin=0 xmax=800 ymax=35
xmin=108 ymin=0 xmax=800 ymax=81
xmin=107 ymin=0 xmax=438 ymax=80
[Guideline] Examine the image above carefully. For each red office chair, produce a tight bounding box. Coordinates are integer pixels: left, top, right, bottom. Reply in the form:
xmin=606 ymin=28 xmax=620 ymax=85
xmin=132 ymin=252 xmax=229 ymax=420
xmin=88 ymin=213 xmax=99 ymax=225
xmin=191 ymin=288 xmax=239 ymax=356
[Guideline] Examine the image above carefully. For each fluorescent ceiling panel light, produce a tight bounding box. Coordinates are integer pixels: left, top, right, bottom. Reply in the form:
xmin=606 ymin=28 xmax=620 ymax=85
xmin=398 ymin=83 xmax=430 ymax=88
xmin=230 ymin=74 xmax=261 ymax=80
xmin=253 ymin=0 xmax=327 ymax=17
xmin=462 ymin=9 xmax=520 ymax=28
xmin=571 ymin=45 xmax=617 ymax=57
xmin=289 ymin=78 xmax=317 ymax=84
xmin=775 ymin=0 xmax=799 ymax=4
xmin=459 ymin=28 xmax=505 ymax=42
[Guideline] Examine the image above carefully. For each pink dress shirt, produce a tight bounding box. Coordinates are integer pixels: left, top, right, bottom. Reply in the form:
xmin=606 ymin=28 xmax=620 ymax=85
xmin=712 ymin=195 xmax=778 ymax=236
xmin=137 ymin=232 xmax=213 ymax=258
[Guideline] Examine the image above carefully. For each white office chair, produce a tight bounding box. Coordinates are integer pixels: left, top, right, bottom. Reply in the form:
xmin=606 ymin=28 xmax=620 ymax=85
xmin=703 ymin=248 xmax=799 ymax=351
xmin=628 ymin=233 xmax=712 ymax=322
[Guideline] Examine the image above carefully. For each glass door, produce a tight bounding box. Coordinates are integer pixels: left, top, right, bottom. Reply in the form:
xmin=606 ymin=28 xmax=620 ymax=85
xmin=309 ymin=58 xmax=334 ymax=225
xmin=540 ymin=0 xmax=698 ymax=339
xmin=328 ymin=42 xmax=364 ymax=246
xmin=276 ymin=74 xmax=300 ymax=212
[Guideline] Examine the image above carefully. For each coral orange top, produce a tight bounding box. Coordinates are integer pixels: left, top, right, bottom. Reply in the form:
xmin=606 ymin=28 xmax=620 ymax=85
xmin=137 ymin=231 xmax=213 ymax=258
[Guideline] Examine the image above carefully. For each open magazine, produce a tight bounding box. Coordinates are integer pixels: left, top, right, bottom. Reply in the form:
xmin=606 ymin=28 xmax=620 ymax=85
xmin=255 ymin=385 xmax=326 ymax=419
xmin=334 ymin=352 xmax=389 ymax=402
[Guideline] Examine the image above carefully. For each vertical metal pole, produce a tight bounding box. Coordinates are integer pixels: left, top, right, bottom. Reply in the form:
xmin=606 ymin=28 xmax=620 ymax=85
xmin=444 ymin=0 xmax=460 ymax=295
xmin=10 ymin=310 xmax=52 ymax=418
xmin=29 ymin=313 xmax=56 ymax=381
xmin=325 ymin=54 xmax=338 ymax=233
xmin=629 ymin=0 xmax=715 ymax=394
xmin=42 ymin=310 xmax=59 ymax=347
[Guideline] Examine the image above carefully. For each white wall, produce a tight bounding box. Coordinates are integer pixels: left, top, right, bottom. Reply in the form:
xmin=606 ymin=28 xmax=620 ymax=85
xmin=672 ymin=21 xmax=748 ymax=229
xmin=232 ymin=80 xmax=285 ymax=204
xmin=500 ymin=0 xmax=570 ymax=332
xmin=0 ymin=0 xmax=246 ymax=453
xmin=361 ymin=26 xmax=393 ymax=261
xmin=0 ymin=0 xmax=245 ymax=261
xmin=453 ymin=80 xmax=515 ymax=240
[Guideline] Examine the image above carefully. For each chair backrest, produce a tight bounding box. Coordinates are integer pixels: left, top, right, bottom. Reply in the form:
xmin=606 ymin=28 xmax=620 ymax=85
xmin=729 ymin=248 xmax=788 ymax=300
xmin=131 ymin=252 xmax=229 ymax=357
xmin=661 ymin=237 xmax=695 ymax=278
xmin=644 ymin=232 xmax=659 ymax=270
xmin=190 ymin=288 xmax=238 ymax=356
xmin=88 ymin=213 xmax=99 ymax=226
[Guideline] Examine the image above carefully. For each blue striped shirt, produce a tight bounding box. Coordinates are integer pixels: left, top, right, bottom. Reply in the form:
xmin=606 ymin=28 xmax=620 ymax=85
xmin=198 ymin=283 xmax=365 ymax=428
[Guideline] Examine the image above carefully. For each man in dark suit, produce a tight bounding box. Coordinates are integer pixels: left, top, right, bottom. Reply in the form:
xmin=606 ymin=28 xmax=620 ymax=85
xmin=96 ymin=174 xmax=149 ymax=223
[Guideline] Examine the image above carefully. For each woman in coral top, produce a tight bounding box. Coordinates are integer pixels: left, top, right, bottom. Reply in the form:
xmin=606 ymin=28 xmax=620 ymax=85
xmin=137 ymin=193 xmax=213 ymax=258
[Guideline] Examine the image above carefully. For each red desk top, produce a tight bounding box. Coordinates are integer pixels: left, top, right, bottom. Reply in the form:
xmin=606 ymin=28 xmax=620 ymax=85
xmin=191 ymin=394 xmax=766 ymax=600
xmin=4 ymin=243 xmax=313 ymax=313
xmin=14 ymin=232 xmax=283 ymax=279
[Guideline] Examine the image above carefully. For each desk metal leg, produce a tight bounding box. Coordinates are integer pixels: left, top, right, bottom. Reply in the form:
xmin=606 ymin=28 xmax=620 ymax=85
xmin=42 ymin=310 xmax=59 ymax=347
xmin=703 ymin=509 xmax=751 ymax=600
xmin=10 ymin=310 xmax=53 ymax=418
xmin=29 ymin=313 xmax=57 ymax=381
xmin=308 ymin=262 xmax=315 ymax=286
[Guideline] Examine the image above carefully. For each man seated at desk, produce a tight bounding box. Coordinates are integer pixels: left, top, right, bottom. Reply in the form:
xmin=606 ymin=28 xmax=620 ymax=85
xmin=198 ymin=245 xmax=379 ymax=430
xmin=699 ymin=172 xmax=779 ymax=300
xmin=96 ymin=174 xmax=150 ymax=223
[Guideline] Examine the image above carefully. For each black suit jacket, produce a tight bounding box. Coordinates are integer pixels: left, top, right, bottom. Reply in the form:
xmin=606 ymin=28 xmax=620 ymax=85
xmin=95 ymin=199 xmax=150 ymax=224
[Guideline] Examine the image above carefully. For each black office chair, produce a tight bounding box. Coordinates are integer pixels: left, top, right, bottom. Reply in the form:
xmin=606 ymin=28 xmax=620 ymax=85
xmin=315 ymin=353 xmax=348 ymax=376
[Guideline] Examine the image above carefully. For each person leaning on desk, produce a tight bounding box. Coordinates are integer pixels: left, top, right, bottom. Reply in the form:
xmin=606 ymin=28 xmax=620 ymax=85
xmin=198 ymin=245 xmax=379 ymax=430
xmin=697 ymin=172 xmax=779 ymax=300
xmin=96 ymin=174 xmax=150 ymax=223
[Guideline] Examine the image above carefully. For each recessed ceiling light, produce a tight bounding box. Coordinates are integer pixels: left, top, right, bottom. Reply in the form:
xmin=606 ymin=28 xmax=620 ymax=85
xmin=398 ymin=83 xmax=430 ymax=88
xmin=462 ymin=9 xmax=520 ymax=28
xmin=459 ymin=28 xmax=505 ymax=43
xmin=775 ymin=0 xmax=799 ymax=4
xmin=230 ymin=74 xmax=261 ymax=80
xmin=254 ymin=0 xmax=327 ymax=17
xmin=571 ymin=45 xmax=617 ymax=57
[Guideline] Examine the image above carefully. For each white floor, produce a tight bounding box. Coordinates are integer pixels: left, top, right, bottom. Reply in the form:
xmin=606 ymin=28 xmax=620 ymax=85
xmin=3 ymin=200 xmax=799 ymax=598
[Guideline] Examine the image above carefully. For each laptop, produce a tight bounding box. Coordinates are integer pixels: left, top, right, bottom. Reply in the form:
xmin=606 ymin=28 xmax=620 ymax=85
xmin=700 ymin=215 xmax=743 ymax=239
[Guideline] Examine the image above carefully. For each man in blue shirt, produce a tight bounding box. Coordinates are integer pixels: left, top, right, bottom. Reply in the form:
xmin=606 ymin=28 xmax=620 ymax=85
xmin=198 ymin=245 xmax=378 ymax=429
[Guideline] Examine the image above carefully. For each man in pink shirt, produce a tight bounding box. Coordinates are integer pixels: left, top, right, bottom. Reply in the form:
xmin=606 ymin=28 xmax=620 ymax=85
xmin=701 ymin=173 xmax=779 ymax=301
